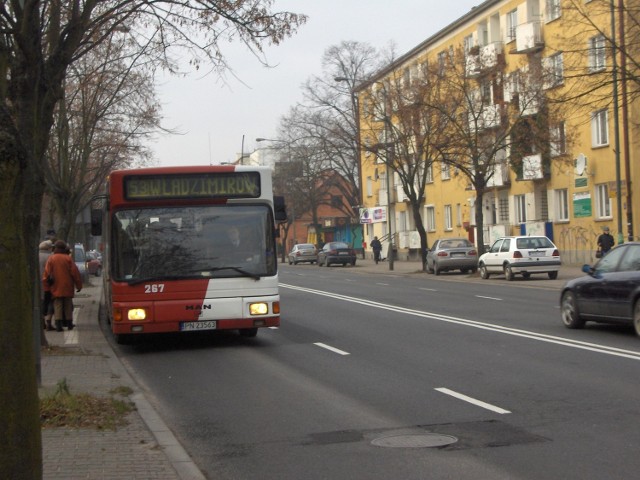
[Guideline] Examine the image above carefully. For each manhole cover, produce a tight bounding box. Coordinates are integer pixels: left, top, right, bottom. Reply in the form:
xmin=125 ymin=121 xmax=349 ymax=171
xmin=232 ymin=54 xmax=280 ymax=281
xmin=371 ymin=433 xmax=458 ymax=448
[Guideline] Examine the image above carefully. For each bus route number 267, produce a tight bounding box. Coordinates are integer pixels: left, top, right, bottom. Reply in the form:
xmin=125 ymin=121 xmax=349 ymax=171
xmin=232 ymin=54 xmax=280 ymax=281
xmin=144 ymin=284 xmax=165 ymax=293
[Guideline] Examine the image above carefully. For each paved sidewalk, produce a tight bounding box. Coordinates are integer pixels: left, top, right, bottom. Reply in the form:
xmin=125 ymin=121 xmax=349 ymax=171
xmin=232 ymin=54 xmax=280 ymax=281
xmin=40 ymin=282 xmax=205 ymax=480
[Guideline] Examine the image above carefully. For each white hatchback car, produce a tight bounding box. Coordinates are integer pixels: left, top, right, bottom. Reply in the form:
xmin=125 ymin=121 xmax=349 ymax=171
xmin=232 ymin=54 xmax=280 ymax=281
xmin=478 ymin=236 xmax=561 ymax=281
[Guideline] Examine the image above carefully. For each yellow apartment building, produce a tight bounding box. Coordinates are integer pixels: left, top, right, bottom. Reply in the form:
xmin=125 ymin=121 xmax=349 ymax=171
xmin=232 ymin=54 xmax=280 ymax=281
xmin=356 ymin=0 xmax=638 ymax=265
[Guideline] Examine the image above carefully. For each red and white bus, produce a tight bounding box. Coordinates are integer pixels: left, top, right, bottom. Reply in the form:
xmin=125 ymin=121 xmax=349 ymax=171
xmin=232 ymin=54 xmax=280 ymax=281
xmin=91 ymin=165 xmax=285 ymax=343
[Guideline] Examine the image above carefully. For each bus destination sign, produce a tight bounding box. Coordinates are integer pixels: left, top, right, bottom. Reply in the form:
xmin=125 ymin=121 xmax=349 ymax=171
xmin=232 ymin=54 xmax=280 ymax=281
xmin=124 ymin=172 xmax=261 ymax=200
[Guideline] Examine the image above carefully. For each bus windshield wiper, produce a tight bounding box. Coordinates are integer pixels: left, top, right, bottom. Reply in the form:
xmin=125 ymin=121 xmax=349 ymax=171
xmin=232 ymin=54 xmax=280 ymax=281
xmin=208 ymin=266 xmax=261 ymax=281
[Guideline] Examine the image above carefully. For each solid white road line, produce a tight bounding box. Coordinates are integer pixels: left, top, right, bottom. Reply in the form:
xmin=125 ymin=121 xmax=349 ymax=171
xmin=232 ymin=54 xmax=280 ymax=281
xmin=314 ymin=342 xmax=350 ymax=356
xmin=280 ymin=283 xmax=640 ymax=362
xmin=435 ymin=387 xmax=511 ymax=414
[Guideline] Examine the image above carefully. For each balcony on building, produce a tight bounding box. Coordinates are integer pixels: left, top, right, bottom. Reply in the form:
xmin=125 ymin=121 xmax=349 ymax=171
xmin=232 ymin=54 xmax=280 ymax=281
xmin=465 ymin=42 xmax=504 ymax=78
xmin=511 ymin=21 xmax=544 ymax=54
xmin=468 ymin=103 xmax=503 ymax=132
xmin=521 ymin=153 xmax=545 ymax=180
xmin=486 ymin=160 xmax=510 ymax=188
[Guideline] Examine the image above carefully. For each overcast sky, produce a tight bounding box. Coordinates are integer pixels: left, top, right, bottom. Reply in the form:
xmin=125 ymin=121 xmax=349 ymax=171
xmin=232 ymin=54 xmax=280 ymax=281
xmin=150 ymin=1 xmax=480 ymax=167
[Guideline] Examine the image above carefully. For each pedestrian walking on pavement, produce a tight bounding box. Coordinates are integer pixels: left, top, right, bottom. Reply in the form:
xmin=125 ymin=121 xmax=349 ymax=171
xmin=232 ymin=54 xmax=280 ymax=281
xmin=361 ymin=240 xmax=367 ymax=259
xmin=596 ymin=226 xmax=614 ymax=258
xmin=371 ymin=236 xmax=382 ymax=264
xmin=42 ymin=240 xmax=83 ymax=331
xmin=38 ymin=239 xmax=55 ymax=331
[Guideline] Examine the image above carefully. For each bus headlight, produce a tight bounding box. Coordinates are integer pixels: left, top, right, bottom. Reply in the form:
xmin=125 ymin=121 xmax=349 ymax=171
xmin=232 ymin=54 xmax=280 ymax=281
xmin=249 ymin=303 xmax=269 ymax=315
xmin=128 ymin=308 xmax=147 ymax=321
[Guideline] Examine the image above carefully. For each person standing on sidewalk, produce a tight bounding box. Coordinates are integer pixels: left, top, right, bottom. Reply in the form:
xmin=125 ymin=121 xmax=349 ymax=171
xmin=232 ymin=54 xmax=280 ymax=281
xmin=596 ymin=226 xmax=615 ymax=257
xmin=43 ymin=240 xmax=83 ymax=331
xmin=38 ymin=240 xmax=55 ymax=331
xmin=371 ymin=236 xmax=382 ymax=264
xmin=361 ymin=240 xmax=367 ymax=260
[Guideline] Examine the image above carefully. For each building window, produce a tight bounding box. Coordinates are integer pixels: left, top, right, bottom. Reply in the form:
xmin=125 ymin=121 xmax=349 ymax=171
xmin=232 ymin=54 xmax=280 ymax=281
xmin=426 ymin=164 xmax=433 ymax=183
xmin=544 ymin=53 xmax=564 ymax=88
xmin=437 ymin=51 xmax=447 ymax=73
xmin=463 ymin=34 xmax=474 ymax=53
xmin=366 ymin=176 xmax=373 ymax=197
xmin=506 ymin=9 xmax=517 ymax=42
xmin=426 ymin=206 xmax=436 ymax=231
xmin=444 ymin=205 xmax=452 ymax=230
xmin=546 ymin=0 xmax=561 ymax=21
xmin=441 ymin=162 xmax=450 ymax=180
xmin=555 ymin=189 xmax=569 ymax=221
xmin=550 ymin=122 xmax=566 ymax=157
xmin=499 ymin=197 xmax=509 ymax=223
xmin=515 ymin=194 xmax=527 ymax=223
xmin=591 ymin=109 xmax=609 ymax=147
xmin=595 ymin=183 xmax=612 ymax=218
xmin=589 ymin=35 xmax=606 ymax=72
xmin=456 ymin=203 xmax=462 ymax=226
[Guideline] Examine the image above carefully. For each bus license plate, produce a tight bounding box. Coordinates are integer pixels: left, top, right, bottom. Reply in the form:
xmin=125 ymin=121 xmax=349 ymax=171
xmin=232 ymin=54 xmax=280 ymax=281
xmin=180 ymin=320 xmax=217 ymax=331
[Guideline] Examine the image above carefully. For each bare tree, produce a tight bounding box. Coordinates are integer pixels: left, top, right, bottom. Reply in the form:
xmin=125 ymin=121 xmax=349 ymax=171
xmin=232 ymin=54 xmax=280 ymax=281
xmin=359 ymin=62 xmax=456 ymax=270
xmin=0 ymin=2 xmax=305 ymax=476
xmin=46 ymin=29 xmax=161 ymax=243
xmin=422 ymin=46 xmax=574 ymax=255
xmin=301 ymin=41 xmax=382 ymax=214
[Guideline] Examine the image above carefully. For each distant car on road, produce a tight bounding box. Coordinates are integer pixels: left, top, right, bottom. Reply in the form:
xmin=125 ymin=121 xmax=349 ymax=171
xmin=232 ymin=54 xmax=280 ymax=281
xmin=86 ymin=250 xmax=102 ymax=276
xmin=478 ymin=235 xmax=561 ymax=281
xmin=318 ymin=242 xmax=356 ymax=267
xmin=288 ymin=243 xmax=318 ymax=265
xmin=73 ymin=243 xmax=89 ymax=282
xmin=426 ymin=237 xmax=478 ymax=275
xmin=560 ymin=242 xmax=640 ymax=337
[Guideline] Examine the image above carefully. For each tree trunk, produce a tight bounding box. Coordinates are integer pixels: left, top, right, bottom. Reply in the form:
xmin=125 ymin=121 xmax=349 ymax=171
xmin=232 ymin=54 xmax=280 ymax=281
xmin=475 ymin=188 xmax=486 ymax=256
xmin=0 ymin=110 xmax=43 ymax=478
xmin=410 ymin=201 xmax=428 ymax=271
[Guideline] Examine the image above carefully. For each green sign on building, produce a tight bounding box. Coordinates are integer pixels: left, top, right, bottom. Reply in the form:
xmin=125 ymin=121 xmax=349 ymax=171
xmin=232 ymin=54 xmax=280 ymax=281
xmin=573 ymin=191 xmax=592 ymax=218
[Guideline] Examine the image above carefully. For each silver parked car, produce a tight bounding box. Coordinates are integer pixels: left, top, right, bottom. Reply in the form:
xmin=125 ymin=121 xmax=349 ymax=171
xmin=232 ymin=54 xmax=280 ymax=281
xmin=426 ymin=237 xmax=478 ymax=275
xmin=478 ymin=235 xmax=561 ymax=281
xmin=288 ymin=243 xmax=318 ymax=265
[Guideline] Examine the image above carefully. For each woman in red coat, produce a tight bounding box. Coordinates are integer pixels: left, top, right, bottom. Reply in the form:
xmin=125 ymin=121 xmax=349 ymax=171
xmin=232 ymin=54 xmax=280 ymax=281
xmin=42 ymin=240 xmax=83 ymax=331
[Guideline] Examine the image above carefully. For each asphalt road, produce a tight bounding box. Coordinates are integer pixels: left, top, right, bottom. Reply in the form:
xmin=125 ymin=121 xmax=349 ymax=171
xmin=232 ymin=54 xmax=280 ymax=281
xmin=116 ymin=263 xmax=640 ymax=480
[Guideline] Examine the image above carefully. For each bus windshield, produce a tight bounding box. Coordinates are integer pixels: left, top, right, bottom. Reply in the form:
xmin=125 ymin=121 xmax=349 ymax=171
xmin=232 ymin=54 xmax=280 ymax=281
xmin=111 ymin=204 xmax=277 ymax=283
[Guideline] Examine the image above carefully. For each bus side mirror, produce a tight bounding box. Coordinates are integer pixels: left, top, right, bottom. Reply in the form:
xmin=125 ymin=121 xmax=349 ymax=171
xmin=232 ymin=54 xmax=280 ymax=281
xmin=90 ymin=195 xmax=106 ymax=236
xmin=274 ymin=196 xmax=287 ymax=222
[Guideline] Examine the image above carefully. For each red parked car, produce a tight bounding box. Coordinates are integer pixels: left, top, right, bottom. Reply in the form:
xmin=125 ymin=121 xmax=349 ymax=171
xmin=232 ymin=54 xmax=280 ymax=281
xmin=86 ymin=250 xmax=102 ymax=277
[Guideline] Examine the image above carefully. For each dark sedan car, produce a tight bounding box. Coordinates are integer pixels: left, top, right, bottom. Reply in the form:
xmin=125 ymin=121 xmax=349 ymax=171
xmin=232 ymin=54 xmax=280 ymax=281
xmin=426 ymin=237 xmax=478 ymax=275
xmin=560 ymin=242 xmax=640 ymax=337
xmin=318 ymin=242 xmax=356 ymax=267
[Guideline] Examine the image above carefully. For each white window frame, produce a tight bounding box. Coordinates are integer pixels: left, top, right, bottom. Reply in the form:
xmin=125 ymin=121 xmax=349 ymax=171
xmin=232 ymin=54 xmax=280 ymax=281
xmin=515 ymin=194 xmax=527 ymax=223
xmin=591 ymin=109 xmax=609 ymax=147
xmin=441 ymin=162 xmax=451 ymax=180
xmin=595 ymin=183 xmax=612 ymax=218
xmin=366 ymin=176 xmax=373 ymax=197
xmin=506 ymin=9 xmax=517 ymax=42
xmin=589 ymin=35 xmax=606 ymax=72
xmin=426 ymin=205 xmax=436 ymax=232
xmin=546 ymin=0 xmax=561 ymax=22
xmin=555 ymin=189 xmax=569 ymax=221
xmin=550 ymin=122 xmax=566 ymax=157
xmin=426 ymin=164 xmax=434 ymax=183
xmin=444 ymin=205 xmax=453 ymax=231
xmin=544 ymin=53 xmax=564 ymax=88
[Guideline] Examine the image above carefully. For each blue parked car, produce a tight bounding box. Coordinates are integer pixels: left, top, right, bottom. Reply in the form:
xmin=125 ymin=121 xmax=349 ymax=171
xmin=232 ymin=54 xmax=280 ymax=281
xmin=560 ymin=242 xmax=640 ymax=337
